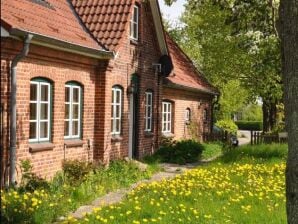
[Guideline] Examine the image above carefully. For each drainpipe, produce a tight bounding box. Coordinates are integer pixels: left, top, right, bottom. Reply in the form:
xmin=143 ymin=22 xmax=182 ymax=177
xmin=9 ymin=34 xmax=33 ymax=187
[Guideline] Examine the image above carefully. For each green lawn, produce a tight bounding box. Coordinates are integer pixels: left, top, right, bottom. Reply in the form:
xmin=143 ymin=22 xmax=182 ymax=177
xmin=74 ymin=144 xmax=287 ymax=224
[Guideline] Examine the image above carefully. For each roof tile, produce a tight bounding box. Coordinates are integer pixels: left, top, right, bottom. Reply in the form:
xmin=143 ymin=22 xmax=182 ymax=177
xmin=1 ymin=0 xmax=104 ymax=50
xmin=165 ymin=33 xmax=218 ymax=95
xmin=71 ymin=0 xmax=134 ymax=51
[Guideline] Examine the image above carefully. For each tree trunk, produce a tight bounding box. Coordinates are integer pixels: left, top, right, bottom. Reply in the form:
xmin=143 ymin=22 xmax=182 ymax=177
xmin=262 ymin=101 xmax=270 ymax=132
xmin=262 ymin=99 xmax=277 ymax=133
xmin=279 ymin=1 xmax=298 ymax=223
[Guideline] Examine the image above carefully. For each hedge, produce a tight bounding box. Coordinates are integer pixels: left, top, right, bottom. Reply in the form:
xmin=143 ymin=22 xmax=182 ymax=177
xmin=235 ymin=121 xmax=263 ymax=131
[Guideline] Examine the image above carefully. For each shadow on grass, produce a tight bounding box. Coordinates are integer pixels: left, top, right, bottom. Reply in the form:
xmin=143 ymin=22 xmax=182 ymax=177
xmin=219 ymin=144 xmax=288 ymax=163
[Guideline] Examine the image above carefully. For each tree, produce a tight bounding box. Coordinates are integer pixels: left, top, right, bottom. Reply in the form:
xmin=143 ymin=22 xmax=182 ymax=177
xmin=164 ymin=0 xmax=283 ymax=132
xmin=279 ymin=0 xmax=298 ymax=223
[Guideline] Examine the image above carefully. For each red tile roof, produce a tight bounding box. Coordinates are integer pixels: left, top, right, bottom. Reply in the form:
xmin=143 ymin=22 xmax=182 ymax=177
xmin=1 ymin=0 xmax=104 ymax=51
xmin=71 ymin=0 xmax=135 ymax=51
xmin=165 ymin=33 xmax=219 ymax=95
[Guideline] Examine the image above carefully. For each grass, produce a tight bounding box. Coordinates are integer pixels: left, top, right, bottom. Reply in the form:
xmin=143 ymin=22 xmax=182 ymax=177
xmin=201 ymin=143 xmax=223 ymax=160
xmin=1 ymin=160 xmax=160 ymax=224
xmin=73 ymin=144 xmax=287 ymax=224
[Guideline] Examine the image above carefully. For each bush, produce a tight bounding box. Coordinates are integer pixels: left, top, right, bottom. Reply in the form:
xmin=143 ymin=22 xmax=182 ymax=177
xmin=62 ymin=160 xmax=95 ymax=185
xmin=215 ymin=119 xmax=238 ymax=134
xmin=235 ymin=120 xmax=263 ymax=131
xmin=19 ymin=159 xmax=49 ymax=192
xmin=154 ymin=139 xmax=204 ymax=164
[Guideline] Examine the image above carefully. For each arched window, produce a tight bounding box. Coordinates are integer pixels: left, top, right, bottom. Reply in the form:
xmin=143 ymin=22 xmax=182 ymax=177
xmin=145 ymin=91 xmax=153 ymax=132
xmin=111 ymin=85 xmax=123 ymax=135
xmin=29 ymin=78 xmax=52 ymax=142
xmin=64 ymin=82 xmax=83 ymax=139
xmin=185 ymin=108 xmax=191 ymax=123
xmin=162 ymin=101 xmax=172 ymax=133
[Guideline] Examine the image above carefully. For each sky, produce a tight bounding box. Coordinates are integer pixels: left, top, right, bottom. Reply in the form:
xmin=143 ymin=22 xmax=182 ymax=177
xmin=158 ymin=0 xmax=186 ymax=23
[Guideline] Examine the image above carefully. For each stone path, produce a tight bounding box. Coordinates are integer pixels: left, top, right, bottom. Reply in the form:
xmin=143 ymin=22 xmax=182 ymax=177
xmin=238 ymin=130 xmax=251 ymax=145
xmin=66 ymin=162 xmax=203 ymax=219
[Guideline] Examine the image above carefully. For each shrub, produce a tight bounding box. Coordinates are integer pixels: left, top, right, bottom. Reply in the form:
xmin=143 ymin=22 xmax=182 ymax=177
xmin=19 ymin=159 xmax=49 ymax=192
xmin=215 ymin=119 xmax=238 ymax=134
xmin=155 ymin=139 xmax=204 ymax=164
xmin=235 ymin=120 xmax=263 ymax=131
xmin=62 ymin=159 xmax=94 ymax=185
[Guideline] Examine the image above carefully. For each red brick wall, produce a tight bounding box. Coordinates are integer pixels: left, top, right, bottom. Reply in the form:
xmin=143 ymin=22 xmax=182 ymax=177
xmin=1 ymin=38 xmax=103 ymax=180
xmin=96 ymin=0 xmax=163 ymax=162
xmin=162 ymin=87 xmax=213 ymax=141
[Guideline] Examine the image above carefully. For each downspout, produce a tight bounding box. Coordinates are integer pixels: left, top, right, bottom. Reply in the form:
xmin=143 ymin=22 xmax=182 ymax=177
xmin=9 ymin=34 xmax=33 ymax=187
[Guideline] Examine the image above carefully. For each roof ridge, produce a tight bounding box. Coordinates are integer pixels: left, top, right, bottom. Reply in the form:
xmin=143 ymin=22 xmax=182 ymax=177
xmin=67 ymin=0 xmax=110 ymax=52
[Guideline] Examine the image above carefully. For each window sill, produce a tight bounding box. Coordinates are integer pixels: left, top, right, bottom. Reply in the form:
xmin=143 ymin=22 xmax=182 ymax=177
xmin=144 ymin=131 xmax=154 ymax=138
xmin=130 ymin=39 xmax=139 ymax=46
xmin=29 ymin=143 xmax=54 ymax=153
xmin=64 ymin=139 xmax=84 ymax=148
xmin=111 ymin=135 xmax=123 ymax=142
xmin=162 ymin=132 xmax=174 ymax=138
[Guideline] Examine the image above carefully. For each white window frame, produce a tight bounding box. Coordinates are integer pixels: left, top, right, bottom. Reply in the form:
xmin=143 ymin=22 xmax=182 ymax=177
xmin=145 ymin=91 xmax=153 ymax=132
xmin=111 ymin=86 xmax=122 ymax=135
xmin=162 ymin=101 xmax=172 ymax=133
xmin=185 ymin=108 xmax=191 ymax=122
xmin=64 ymin=84 xmax=82 ymax=139
xmin=29 ymin=81 xmax=51 ymax=142
xmin=130 ymin=5 xmax=139 ymax=40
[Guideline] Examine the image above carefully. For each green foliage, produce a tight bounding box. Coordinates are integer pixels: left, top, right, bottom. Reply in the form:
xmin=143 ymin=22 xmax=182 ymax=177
xmin=1 ymin=160 xmax=158 ymax=224
xmin=62 ymin=160 xmax=94 ymax=185
xmin=201 ymin=143 xmax=223 ymax=160
xmin=215 ymin=119 xmax=238 ymax=134
xmin=238 ymin=104 xmax=263 ymax=121
xmin=220 ymin=144 xmax=288 ymax=163
xmin=165 ymin=0 xmax=282 ymax=122
xmin=154 ymin=139 xmax=204 ymax=164
xmin=19 ymin=159 xmax=49 ymax=192
xmin=235 ymin=121 xmax=263 ymax=131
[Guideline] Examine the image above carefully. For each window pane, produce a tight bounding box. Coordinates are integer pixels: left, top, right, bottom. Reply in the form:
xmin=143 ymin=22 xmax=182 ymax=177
xmin=29 ymin=122 xmax=37 ymax=139
xmin=72 ymin=121 xmax=79 ymax=136
xmin=116 ymin=119 xmax=120 ymax=133
xmin=116 ymin=90 xmax=121 ymax=103
xmin=116 ymin=105 xmax=120 ymax=118
xmin=65 ymin=104 xmax=70 ymax=119
xmin=40 ymin=122 xmax=48 ymax=138
xmin=111 ymin=105 xmax=114 ymax=118
xmin=163 ymin=122 xmax=166 ymax=132
xmin=40 ymin=103 xmax=48 ymax=120
xmin=134 ymin=7 xmax=138 ymax=22
xmin=40 ymin=85 xmax=49 ymax=101
xmin=73 ymin=104 xmax=79 ymax=119
xmin=30 ymin=84 xmax=37 ymax=101
xmin=112 ymin=89 xmax=115 ymax=103
xmin=167 ymin=123 xmax=170 ymax=132
xmin=30 ymin=103 xmax=37 ymax=120
xmin=73 ymin=88 xmax=79 ymax=103
xmin=65 ymin=87 xmax=70 ymax=102
xmin=111 ymin=119 xmax=114 ymax=133
xmin=163 ymin=113 xmax=166 ymax=122
xmin=64 ymin=121 xmax=70 ymax=136
xmin=133 ymin=24 xmax=137 ymax=38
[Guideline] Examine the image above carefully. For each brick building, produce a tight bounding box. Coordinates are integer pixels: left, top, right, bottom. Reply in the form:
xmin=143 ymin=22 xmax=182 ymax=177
xmin=1 ymin=0 xmax=218 ymax=185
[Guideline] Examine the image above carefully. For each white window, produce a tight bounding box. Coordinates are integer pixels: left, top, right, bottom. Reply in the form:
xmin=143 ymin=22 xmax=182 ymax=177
xmin=64 ymin=84 xmax=82 ymax=139
xmin=130 ymin=5 xmax=139 ymax=40
xmin=162 ymin=101 xmax=172 ymax=133
xmin=185 ymin=108 xmax=191 ymax=122
xmin=145 ymin=91 xmax=153 ymax=132
xmin=29 ymin=80 xmax=51 ymax=142
xmin=111 ymin=86 xmax=122 ymax=135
